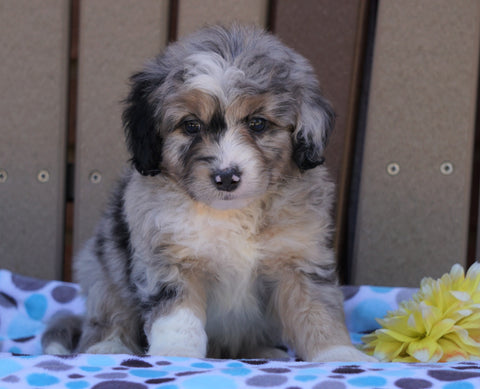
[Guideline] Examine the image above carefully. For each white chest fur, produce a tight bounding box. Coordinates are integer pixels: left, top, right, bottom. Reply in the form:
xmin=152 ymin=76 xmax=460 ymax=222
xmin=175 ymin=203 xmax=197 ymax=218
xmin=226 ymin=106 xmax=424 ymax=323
xmin=168 ymin=201 xmax=262 ymax=312
xmin=152 ymin=195 xmax=267 ymax=348
xmin=125 ymin=176 xmax=264 ymax=309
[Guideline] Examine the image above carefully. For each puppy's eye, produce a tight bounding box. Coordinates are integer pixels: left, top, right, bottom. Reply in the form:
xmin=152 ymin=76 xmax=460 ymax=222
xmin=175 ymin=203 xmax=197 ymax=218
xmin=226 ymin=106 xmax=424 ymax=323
xmin=248 ymin=118 xmax=267 ymax=133
xmin=183 ymin=120 xmax=202 ymax=135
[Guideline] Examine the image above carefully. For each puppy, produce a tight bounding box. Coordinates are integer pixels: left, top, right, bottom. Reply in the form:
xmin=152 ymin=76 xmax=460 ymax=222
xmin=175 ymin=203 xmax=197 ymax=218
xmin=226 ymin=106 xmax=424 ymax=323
xmin=43 ymin=25 xmax=374 ymax=362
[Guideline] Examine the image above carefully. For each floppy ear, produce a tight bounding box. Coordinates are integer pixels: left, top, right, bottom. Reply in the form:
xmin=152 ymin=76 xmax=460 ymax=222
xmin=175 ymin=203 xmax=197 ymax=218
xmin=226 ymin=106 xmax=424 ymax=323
xmin=292 ymin=87 xmax=335 ymax=170
xmin=123 ymin=71 xmax=164 ymax=176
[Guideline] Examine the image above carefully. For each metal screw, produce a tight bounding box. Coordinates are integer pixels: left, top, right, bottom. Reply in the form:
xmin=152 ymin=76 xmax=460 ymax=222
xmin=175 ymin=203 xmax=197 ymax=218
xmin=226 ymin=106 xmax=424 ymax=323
xmin=37 ymin=169 xmax=50 ymax=183
xmin=89 ymin=170 xmax=102 ymax=184
xmin=386 ymin=162 xmax=400 ymax=176
xmin=0 ymin=169 xmax=7 ymax=183
xmin=440 ymin=161 xmax=454 ymax=175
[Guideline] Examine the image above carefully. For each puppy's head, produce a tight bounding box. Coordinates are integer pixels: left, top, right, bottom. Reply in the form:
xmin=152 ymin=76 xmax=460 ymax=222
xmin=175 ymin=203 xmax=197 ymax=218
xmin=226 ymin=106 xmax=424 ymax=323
xmin=123 ymin=25 xmax=334 ymax=209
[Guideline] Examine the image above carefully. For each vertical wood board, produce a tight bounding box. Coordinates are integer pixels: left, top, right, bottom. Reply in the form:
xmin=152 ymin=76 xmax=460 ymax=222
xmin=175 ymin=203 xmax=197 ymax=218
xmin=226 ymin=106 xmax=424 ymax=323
xmin=352 ymin=0 xmax=480 ymax=286
xmin=273 ymin=0 xmax=368 ymax=277
xmin=177 ymin=0 xmax=268 ymax=37
xmin=73 ymin=0 xmax=170 ymax=251
xmin=0 ymin=0 xmax=70 ymax=279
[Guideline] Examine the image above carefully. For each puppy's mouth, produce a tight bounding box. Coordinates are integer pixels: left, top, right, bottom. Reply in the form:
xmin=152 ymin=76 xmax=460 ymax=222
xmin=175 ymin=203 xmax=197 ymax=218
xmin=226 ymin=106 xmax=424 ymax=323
xmin=209 ymin=196 xmax=253 ymax=210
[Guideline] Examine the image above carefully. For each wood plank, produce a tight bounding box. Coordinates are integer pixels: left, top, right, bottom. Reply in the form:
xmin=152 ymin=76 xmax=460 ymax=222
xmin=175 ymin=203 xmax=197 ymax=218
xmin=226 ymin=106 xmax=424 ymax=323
xmin=177 ymin=0 xmax=268 ymax=37
xmin=352 ymin=0 xmax=480 ymax=286
xmin=0 ymin=0 xmax=70 ymax=279
xmin=273 ymin=0 xmax=370 ymax=280
xmin=73 ymin=0 xmax=169 ymax=252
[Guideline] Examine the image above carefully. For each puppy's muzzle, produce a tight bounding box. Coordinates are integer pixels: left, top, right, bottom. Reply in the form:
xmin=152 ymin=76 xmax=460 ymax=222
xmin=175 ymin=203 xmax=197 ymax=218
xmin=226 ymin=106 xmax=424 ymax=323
xmin=211 ymin=167 xmax=241 ymax=192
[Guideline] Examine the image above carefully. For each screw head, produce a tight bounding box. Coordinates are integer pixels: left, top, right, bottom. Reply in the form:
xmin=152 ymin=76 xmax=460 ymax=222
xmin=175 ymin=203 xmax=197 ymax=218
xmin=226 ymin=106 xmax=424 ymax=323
xmin=89 ymin=170 xmax=102 ymax=184
xmin=386 ymin=162 xmax=400 ymax=176
xmin=0 ymin=169 xmax=7 ymax=183
xmin=37 ymin=169 xmax=50 ymax=183
xmin=440 ymin=161 xmax=454 ymax=175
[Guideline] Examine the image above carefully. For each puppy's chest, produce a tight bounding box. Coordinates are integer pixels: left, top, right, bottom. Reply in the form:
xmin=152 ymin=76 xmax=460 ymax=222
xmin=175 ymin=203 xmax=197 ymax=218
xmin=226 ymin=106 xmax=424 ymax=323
xmin=172 ymin=208 xmax=260 ymax=272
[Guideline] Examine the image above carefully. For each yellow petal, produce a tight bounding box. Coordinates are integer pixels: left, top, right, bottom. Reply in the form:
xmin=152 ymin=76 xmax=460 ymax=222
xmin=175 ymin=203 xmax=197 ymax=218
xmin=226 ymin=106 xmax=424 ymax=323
xmin=450 ymin=290 xmax=472 ymax=302
xmin=392 ymin=355 xmax=418 ymax=363
xmin=438 ymin=338 xmax=469 ymax=362
xmin=372 ymin=339 xmax=405 ymax=362
xmin=380 ymin=328 xmax=417 ymax=343
xmin=407 ymin=338 xmax=443 ymax=362
xmin=450 ymin=264 xmax=465 ymax=282
xmin=444 ymin=330 xmax=480 ymax=356
xmin=429 ymin=318 xmax=455 ymax=340
xmin=466 ymin=262 xmax=480 ymax=282
xmin=467 ymin=328 xmax=480 ymax=342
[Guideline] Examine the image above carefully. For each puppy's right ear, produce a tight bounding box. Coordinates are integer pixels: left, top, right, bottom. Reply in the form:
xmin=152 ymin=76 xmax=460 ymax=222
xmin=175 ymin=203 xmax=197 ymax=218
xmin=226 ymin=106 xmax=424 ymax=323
xmin=123 ymin=71 xmax=163 ymax=176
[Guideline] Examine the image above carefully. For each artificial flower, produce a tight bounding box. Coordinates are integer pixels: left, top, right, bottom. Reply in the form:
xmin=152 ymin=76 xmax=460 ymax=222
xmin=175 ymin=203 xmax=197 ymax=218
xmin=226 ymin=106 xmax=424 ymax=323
xmin=362 ymin=262 xmax=480 ymax=362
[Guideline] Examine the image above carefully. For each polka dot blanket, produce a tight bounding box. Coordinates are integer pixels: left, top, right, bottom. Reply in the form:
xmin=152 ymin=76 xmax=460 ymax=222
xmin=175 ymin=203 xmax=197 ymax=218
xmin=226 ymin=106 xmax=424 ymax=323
xmin=1 ymin=269 xmax=480 ymax=388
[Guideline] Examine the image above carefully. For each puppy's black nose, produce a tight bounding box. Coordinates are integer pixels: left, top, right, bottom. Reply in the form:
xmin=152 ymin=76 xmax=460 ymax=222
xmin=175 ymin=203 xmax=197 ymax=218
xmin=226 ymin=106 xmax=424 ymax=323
xmin=212 ymin=168 xmax=241 ymax=192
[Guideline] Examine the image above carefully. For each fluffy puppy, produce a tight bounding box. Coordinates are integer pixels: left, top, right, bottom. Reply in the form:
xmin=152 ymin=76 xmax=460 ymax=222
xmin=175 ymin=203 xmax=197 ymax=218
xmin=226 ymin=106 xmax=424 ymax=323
xmin=43 ymin=25 xmax=374 ymax=362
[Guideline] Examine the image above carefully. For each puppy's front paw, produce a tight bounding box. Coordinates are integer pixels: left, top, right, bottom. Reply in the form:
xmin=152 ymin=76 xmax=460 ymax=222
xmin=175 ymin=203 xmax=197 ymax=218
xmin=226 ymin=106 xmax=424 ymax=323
xmin=313 ymin=345 xmax=377 ymax=362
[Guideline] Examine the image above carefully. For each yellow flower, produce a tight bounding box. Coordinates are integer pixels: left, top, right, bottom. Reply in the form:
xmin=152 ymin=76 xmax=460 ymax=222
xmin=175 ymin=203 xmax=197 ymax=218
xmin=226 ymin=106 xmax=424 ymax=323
xmin=362 ymin=262 xmax=480 ymax=362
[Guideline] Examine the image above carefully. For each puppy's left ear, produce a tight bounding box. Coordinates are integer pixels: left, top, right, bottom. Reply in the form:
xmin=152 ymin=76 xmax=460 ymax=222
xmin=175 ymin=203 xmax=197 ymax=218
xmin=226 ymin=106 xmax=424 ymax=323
xmin=123 ymin=71 xmax=164 ymax=176
xmin=292 ymin=87 xmax=335 ymax=170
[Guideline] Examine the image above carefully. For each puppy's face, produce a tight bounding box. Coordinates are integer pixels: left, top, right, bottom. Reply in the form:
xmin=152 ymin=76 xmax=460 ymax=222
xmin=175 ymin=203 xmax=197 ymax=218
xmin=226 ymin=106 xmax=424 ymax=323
xmin=123 ymin=26 xmax=335 ymax=209
xmin=160 ymin=87 xmax=295 ymax=209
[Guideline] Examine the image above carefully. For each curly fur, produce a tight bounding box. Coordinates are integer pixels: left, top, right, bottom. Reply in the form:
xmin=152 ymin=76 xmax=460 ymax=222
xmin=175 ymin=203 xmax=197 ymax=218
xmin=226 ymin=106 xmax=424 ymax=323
xmin=42 ymin=25 xmax=374 ymax=362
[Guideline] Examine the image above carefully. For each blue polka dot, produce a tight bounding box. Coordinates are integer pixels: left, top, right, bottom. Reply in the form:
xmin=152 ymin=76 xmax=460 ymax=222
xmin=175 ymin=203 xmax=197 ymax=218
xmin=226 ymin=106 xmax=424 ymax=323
xmin=294 ymin=374 xmax=317 ymax=382
xmin=80 ymin=366 xmax=102 ymax=372
xmin=66 ymin=381 xmax=90 ymax=389
xmin=0 ymin=359 xmax=22 ymax=377
xmin=221 ymin=367 xmax=251 ymax=376
xmin=26 ymin=373 xmax=60 ymax=386
xmin=191 ymin=362 xmax=214 ymax=369
xmin=86 ymin=355 xmax=116 ymax=367
xmin=348 ymin=375 xmax=387 ymax=387
xmin=444 ymin=382 xmax=474 ymax=389
xmin=226 ymin=362 xmax=245 ymax=368
xmin=162 ymin=365 xmax=197 ymax=373
xmin=165 ymin=356 xmax=190 ymax=362
xmin=8 ymin=346 xmax=23 ymax=354
xmin=25 ymin=294 xmax=47 ymax=320
xmin=130 ymin=369 xmax=167 ymax=378
xmin=369 ymin=286 xmax=393 ymax=294
xmin=350 ymin=299 xmax=391 ymax=332
xmin=183 ymin=374 xmax=237 ymax=389
xmin=7 ymin=315 xmax=44 ymax=339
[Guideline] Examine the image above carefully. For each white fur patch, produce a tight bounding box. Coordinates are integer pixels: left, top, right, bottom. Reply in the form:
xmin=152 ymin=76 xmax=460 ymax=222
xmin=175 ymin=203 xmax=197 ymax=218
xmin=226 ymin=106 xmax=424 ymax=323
xmin=148 ymin=307 xmax=207 ymax=358
xmin=43 ymin=342 xmax=69 ymax=355
xmin=312 ymin=345 xmax=377 ymax=362
xmin=85 ymin=337 xmax=133 ymax=354
xmin=184 ymin=52 xmax=245 ymax=103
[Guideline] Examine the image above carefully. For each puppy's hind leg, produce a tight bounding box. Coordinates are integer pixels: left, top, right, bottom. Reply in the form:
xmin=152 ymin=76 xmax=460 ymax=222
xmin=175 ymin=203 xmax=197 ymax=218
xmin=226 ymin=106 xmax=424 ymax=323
xmin=42 ymin=313 xmax=83 ymax=354
xmin=75 ymin=279 xmax=145 ymax=354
